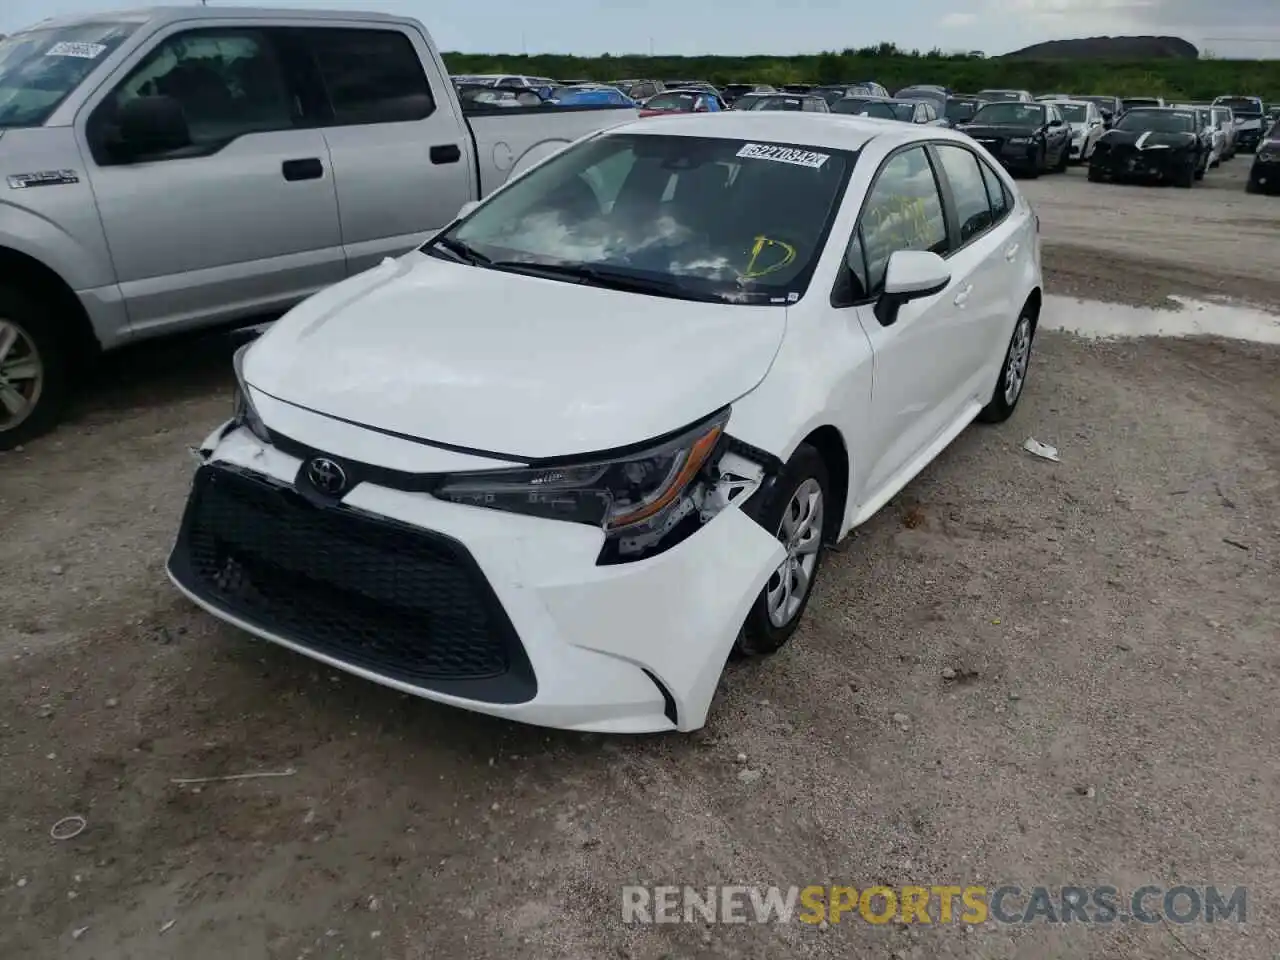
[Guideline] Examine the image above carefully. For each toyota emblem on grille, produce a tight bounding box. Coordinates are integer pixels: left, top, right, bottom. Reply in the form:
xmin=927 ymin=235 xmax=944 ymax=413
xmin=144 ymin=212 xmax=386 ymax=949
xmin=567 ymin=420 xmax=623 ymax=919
xmin=307 ymin=457 xmax=347 ymax=495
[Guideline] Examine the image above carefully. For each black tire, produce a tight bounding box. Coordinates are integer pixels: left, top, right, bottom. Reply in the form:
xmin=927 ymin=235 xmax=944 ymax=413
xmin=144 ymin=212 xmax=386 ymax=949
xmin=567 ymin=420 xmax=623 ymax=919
xmin=977 ymin=305 xmax=1036 ymax=424
xmin=1175 ymin=162 xmax=1195 ymax=188
xmin=1245 ymin=179 xmax=1260 ymax=195
xmin=1056 ymin=143 xmax=1069 ymax=172
xmin=0 ymin=286 xmax=70 ymax=451
xmin=1087 ymin=164 xmax=1104 ymax=183
xmin=735 ymin=444 xmax=831 ymax=657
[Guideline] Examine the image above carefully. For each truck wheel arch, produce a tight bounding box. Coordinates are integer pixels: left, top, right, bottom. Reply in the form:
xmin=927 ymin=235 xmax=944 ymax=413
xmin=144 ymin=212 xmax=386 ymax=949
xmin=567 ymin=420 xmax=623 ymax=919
xmin=0 ymin=246 xmax=100 ymax=369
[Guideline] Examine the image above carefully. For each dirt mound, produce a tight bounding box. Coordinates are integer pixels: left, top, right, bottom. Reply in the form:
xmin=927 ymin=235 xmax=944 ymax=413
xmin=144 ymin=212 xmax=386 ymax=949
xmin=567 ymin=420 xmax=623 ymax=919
xmin=1002 ymin=35 xmax=1199 ymax=59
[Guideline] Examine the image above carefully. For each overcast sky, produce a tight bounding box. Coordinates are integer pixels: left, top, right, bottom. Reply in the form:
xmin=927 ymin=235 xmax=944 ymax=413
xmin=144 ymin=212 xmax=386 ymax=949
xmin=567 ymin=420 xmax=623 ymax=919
xmin=2 ymin=0 xmax=1277 ymax=58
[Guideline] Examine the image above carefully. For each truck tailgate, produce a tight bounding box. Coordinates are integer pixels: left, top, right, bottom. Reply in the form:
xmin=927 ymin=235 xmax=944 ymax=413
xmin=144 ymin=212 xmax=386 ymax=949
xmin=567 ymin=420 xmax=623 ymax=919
xmin=465 ymin=105 xmax=639 ymax=197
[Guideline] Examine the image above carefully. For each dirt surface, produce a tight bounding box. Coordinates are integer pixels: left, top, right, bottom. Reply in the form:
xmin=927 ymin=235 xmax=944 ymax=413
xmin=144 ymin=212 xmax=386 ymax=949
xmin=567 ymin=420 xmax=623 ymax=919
xmin=1 ymin=157 xmax=1279 ymax=960
xmin=1028 ymin=160 xmax=1280 ymax=310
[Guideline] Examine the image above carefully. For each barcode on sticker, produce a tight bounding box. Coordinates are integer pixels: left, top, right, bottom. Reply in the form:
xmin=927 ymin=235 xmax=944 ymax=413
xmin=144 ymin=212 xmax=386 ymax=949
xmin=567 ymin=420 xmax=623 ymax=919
xmin=736 ymin=143 xmax=830 ymax=168
xmin=46 ymin=41 xmax=107 ymax=59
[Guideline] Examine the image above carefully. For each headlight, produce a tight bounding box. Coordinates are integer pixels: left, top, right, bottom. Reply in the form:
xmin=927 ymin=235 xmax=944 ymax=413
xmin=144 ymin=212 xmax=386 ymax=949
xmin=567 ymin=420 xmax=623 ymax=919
xmin=232 ymin=343 xmax=271 ymax=443
xmin=434 ymin=408 xmax=730 ymax=534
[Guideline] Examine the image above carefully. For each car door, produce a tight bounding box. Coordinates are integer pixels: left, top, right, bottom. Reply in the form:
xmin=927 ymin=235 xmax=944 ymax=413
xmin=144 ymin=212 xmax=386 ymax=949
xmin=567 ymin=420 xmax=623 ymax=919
xmin=78 ymin=24 xmax=345 ymax=337
xmin=297 ymin=24 xmax=475 ymax=277
xmin=928 ymin=142 xmax=1014 ymax=403
xmin=846 ymin=144 xmax=971 ymax=498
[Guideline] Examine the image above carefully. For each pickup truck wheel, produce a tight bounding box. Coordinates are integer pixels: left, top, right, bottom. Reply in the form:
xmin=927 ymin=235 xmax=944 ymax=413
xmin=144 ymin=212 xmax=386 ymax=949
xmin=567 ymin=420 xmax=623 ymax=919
xmin=0 ymin=288 xmax=69 ymax=451
xmin=734 ymin=444 xmax=830 ymax=657
xmin=978 ymin=308 xmax=1036 ymax=424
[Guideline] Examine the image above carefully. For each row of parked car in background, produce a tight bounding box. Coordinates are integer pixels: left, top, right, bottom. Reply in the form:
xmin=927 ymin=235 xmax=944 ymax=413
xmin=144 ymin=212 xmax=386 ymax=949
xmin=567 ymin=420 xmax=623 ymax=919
xmin=449 ymin=74 xmax=1279 ymax=194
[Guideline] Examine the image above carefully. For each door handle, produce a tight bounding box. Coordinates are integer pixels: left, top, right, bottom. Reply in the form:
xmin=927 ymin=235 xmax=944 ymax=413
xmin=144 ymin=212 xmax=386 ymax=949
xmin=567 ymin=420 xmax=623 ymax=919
xmin=430 ymin=144 xmax=462 ymax=164
xmin=1004 ymin=243 xmax=1020 ymax=261
xmin=953 ymin=283 xmax=973 ymax=307
xmin=282 ymin=158 xmax=323 ymax=181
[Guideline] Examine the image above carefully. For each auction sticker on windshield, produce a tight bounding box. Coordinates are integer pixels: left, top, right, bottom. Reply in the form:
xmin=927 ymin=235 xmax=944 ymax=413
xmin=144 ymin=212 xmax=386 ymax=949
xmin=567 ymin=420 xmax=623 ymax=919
xmin=736 ymin=143 xmax=830 ymax=168
xmin=46 ymin=41 xmax=107 ymax=59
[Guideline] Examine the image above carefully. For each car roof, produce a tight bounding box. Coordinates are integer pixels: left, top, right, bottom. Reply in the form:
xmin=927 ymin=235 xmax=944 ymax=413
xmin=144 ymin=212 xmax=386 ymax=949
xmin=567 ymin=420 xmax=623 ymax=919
xmin=609 ymin=111 xmax=980 ymax=153
xmin=24 ymin=5 xmax=418 ymax=29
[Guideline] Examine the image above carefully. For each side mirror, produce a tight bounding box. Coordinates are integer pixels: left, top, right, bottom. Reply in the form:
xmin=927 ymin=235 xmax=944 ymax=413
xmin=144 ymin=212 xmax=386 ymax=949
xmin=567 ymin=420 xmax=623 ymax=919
xmin=114 ymin=95 xmax=191 ymax=160
xmin=875 ymin=250 xmax=951 ymax=326
xmin=457 ymin=200 xmax=480 ymax=219
xmin=1049 ymin=118 xmax=1065 ymax=127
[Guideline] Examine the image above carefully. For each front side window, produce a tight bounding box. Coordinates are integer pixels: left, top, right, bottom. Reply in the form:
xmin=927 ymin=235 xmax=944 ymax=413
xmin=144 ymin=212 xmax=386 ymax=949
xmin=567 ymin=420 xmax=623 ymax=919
xmin=855 ymin=146 xmax=948 ymax=296
xmin=95 ymin=28 xmax=293 ymax=158
xmin=0 ymin=21 xmax=139 ymax=127
xmin=304 ymin=28 xmax=434 ymax=125
xmin=934 ymin=144 xmax=994 ymax=244
xmin=435 ymin=133 xmax=852 ymax=305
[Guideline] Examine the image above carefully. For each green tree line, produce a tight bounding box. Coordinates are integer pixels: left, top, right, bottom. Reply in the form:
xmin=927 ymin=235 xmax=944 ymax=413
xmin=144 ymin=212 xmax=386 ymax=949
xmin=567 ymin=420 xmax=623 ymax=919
xmin=443 ymin=47 xmax=1280 ymax=101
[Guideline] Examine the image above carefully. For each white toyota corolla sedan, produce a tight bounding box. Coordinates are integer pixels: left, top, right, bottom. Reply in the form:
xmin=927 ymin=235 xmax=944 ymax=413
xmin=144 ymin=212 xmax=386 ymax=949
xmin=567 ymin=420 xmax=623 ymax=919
xmin=168 ymin=112 xmax=1042 ymax=734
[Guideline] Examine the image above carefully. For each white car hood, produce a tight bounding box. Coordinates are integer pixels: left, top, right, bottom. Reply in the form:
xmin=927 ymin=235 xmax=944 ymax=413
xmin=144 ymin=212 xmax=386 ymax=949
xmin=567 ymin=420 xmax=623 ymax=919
xmin=244 ymin=252 xmax=787 ymax=460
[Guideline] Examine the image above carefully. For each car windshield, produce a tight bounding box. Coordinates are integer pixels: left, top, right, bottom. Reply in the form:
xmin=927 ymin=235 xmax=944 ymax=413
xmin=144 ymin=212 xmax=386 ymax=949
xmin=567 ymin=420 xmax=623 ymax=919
xmin=977 ymin=90 xmax=1018 ymax=100
xmin=971 ymin=103 xmax=1044 ymax=125
xmin=830 ymin=97 xmax=877 ymax=115
xmin=1122 ymin=98 xmax=1161 ymax=109
xmin=854 ymin=101 xmax=914 ymax=121
xmin=430 ymin=133 xmax=852 ymax=305
xmin=744 ymin=96 xmax=806 ymax=111
xmin=945 ymin=98 xmax=980 ymax=121
xmin=1117 ymin=110 xmax=1193 ymax=133
xmin=1059 ymin=104 xmax=1088 ymax=122
xmin=645 ymin=92 xmax=697 ymax=111
xmin=1215 ymin=97 xmax=1261 ymax=115
xmin=0 ymin=21 xmax=139 ymax=127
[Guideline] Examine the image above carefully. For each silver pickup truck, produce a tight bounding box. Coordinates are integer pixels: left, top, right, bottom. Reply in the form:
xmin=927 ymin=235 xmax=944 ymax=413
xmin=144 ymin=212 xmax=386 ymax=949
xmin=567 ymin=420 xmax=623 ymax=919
xmin=0 ymin=6 xmax=637 ymax=449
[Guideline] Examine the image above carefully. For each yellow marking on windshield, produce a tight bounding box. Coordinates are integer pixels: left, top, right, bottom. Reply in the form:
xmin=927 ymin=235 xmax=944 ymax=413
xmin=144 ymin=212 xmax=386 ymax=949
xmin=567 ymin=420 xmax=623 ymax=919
xmin=742 ymin=235 xmax=797 ymax=279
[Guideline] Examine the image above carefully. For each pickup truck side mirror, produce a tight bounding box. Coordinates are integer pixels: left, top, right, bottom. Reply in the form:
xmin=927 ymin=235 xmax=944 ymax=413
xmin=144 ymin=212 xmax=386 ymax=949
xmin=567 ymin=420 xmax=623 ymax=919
xmin=115 ymin=95 xmax=192 ymax=160
xmin=875 ymin=250 xmax=951 ymax=327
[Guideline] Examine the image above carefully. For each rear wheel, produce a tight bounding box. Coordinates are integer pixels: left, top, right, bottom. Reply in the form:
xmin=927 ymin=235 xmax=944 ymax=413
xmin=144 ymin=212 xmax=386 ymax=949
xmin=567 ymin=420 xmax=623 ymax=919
xmin=735 ymin=444 xmax=830 ymax=657
xmin=0 ymin=287 xmax=70 ymax=451
xmin=978 ymin=306 xmax=1036 ymax=424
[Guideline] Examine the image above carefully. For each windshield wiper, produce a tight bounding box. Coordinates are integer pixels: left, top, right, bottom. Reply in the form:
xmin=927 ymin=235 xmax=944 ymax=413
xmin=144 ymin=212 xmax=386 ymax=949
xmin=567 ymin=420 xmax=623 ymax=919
xmin=427 ymin=236 xmax=491 ymax=266
xmin=486 ymin=260 xmax=735 ymax=303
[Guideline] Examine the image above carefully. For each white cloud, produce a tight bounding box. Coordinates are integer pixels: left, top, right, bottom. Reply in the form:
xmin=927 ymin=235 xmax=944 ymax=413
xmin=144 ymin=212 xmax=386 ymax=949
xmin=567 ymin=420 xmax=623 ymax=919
xmin=941 ymin=12 xmax=978 ymax=27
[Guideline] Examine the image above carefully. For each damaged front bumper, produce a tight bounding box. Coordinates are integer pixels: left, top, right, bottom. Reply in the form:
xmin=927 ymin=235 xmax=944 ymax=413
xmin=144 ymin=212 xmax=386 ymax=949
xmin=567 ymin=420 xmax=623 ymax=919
xmin=168 ymin=420 xmax=786 ymax=734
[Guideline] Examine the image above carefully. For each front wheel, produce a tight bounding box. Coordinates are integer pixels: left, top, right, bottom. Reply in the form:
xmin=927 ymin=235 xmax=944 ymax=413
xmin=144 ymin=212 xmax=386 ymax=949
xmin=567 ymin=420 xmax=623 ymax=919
xmin=735 ymin=444 xmax=830 ymax=657
xmin=0 ymin=288 xmax=70 ymax=452
xmin=977 ymin=308 xmax=1036 ymax=424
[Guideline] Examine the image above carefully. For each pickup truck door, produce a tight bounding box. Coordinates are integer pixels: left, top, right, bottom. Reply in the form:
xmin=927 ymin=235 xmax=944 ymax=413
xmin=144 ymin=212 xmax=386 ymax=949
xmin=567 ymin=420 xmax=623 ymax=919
xmin=290 ymin=25 xmax=475 ymax=277
xmin=76 ymin=24 xmax=346 ymax=338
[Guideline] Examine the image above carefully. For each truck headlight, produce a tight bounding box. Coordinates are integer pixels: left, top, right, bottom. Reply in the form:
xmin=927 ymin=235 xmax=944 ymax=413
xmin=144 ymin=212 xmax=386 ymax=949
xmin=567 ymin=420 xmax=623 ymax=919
xmin=434 ymin=408 xmax=729 ymax=533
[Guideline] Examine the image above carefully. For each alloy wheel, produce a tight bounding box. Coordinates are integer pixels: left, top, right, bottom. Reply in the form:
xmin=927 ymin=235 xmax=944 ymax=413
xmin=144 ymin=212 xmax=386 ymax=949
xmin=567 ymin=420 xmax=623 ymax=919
xmin=766 ymin=478 xmax=824 ymax=628
xmin=1004 ymin=316 xmax=1032 ymax=407
xmin=0 ymin=319 xmax=43 ymax=433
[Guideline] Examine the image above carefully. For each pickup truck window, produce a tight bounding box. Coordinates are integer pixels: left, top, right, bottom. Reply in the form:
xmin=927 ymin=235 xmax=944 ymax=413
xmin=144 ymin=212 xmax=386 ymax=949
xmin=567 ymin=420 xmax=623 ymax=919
xmin=0 ymin=21 xmax=139 ymax=128
xmin=302 ymin=28 xmax=435 ymax=125
xmin=437 ymin=133 xmax=852 ymax=305
xmin=93 ymin=28 xmax=294 ymax=161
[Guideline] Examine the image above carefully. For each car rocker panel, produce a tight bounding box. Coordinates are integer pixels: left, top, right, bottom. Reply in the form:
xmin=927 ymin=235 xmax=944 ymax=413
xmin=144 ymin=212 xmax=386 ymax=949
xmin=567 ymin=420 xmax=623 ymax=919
xmin=1090 ymin=129 xmax=1199 ymax=182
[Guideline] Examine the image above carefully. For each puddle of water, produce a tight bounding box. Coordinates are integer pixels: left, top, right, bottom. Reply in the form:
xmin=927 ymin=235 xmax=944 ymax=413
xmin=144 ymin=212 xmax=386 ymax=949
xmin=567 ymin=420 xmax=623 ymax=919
xmin=1043 ymin=295 xmax=1280 ymax=345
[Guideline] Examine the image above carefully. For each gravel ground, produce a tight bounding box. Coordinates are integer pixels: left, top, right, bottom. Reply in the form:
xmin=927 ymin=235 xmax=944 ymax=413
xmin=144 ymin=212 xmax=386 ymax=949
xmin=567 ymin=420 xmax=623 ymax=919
xmin=1 ymin=156 xmax=1278 ymax=960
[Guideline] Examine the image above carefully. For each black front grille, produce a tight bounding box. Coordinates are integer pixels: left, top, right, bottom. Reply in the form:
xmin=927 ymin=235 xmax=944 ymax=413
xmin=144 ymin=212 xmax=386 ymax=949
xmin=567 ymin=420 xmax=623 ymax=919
xmin=169 ymin=464 xmax=535 ymax=703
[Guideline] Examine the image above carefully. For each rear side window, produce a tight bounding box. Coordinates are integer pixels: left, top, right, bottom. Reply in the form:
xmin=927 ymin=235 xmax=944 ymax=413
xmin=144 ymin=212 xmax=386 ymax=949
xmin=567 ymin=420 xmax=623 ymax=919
xmin=304 ymin=28 xmax=434 ymax=124
xmin=978 ymin=157 xmax=1010 ymax=223
xmin=933 ymin=144 xmax=995 ymax=245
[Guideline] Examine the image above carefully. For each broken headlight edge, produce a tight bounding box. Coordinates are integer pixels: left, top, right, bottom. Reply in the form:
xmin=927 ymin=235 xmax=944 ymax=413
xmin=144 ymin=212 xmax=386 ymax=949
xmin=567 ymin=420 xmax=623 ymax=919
xmin=435 ymin=407 xmax=732 ymax=538
xmin=231 ymin=342 xmax=271 ymax=444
